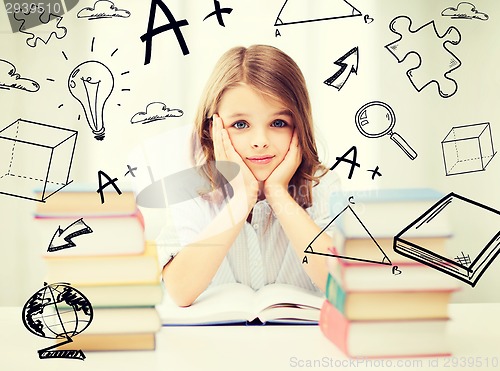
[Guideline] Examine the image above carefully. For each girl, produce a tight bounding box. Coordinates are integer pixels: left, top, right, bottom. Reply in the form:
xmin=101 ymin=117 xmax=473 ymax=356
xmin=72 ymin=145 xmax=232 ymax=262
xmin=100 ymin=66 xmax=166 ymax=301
xmin=158 ymin=45 xmax=339 ymax=307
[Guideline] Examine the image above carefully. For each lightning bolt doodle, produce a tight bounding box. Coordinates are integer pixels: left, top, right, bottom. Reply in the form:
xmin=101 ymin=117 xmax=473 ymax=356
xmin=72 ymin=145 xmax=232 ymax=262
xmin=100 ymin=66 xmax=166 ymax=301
xmin=47 ymin=218 xmax=93 ymax=252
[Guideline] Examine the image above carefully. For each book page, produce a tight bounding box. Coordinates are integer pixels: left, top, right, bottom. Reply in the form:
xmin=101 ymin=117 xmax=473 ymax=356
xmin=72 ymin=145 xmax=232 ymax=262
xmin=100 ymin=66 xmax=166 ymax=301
xmin=253 ymin=284 xmax=324 ymax=322
xmin=157 ymin=283 xmax=325 ymax=324
xmin=157 ymin=283 xmax=257 ymax=325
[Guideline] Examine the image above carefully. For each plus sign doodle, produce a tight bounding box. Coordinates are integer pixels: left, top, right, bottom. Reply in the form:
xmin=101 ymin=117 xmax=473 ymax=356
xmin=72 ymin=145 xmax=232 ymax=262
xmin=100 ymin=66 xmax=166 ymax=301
xmin=203 ymin=0 xmax=233 ymax=27
xmin=367 ymin=166 xmax=382 ymax=179
xmin=124 ymin=165 xmax=138 ymax=177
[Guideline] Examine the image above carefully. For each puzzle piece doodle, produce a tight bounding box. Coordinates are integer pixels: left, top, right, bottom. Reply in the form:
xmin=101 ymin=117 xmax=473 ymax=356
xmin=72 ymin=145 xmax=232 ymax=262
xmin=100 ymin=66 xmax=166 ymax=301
xmin=14 ymin=10 xmax=67 ymax=48
xmin=385 ymin=16 xmax=461 ymax=98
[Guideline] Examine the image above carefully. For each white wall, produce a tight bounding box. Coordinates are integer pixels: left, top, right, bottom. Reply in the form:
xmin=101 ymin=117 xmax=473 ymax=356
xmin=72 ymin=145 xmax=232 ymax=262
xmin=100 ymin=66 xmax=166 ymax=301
xmin=0 ymin=0 xmax=498 ymax=305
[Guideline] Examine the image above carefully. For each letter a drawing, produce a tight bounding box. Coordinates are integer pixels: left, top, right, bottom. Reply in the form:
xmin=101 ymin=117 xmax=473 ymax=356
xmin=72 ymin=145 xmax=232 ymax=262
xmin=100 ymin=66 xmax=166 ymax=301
xmin=141 ymin=0 xmax=190 ymax=65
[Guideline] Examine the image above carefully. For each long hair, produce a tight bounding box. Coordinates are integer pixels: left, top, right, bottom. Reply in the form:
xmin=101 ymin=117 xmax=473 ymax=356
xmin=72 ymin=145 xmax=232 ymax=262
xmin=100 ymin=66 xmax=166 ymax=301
xmin=192 ymin=44 xmax=327 ymax=208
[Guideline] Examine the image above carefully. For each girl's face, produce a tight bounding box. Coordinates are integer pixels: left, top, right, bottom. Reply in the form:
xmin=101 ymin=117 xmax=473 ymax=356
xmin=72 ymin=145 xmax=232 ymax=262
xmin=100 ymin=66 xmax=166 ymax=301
xmin=217 ymin=83 xmax=294 ymax=181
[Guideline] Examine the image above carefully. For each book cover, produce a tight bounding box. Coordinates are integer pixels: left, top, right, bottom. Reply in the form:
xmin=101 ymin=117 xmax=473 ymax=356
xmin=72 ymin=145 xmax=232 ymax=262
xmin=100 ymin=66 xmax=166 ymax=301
xmin=325 ymin=273 xmax=454 ymax=320
xmin=326 ymin=249 xmax=461 ymax=292
xmin=36 ymin=209 xmax=145 ymax=256
xmin=70 ymin=282 xmax=164 ymax=308
xmin=35 ymin=183 xmax=137 ymax=217
xmin=394 ymin=192 xmax=500 ymax=287
xmin=319 ymin=300 xmax=451 ymax=358
xmin=339 ymin=234 xmax=449 ymax=265
xmin=56 ymin=332 xmax=156 ymax=351
xmin=330 ymin=188 xmax=448 ymax=238
xmin=80 ymin=307 xmax=161 ymax=335
xmin=44 ymin=241 xmax=160 ymax=285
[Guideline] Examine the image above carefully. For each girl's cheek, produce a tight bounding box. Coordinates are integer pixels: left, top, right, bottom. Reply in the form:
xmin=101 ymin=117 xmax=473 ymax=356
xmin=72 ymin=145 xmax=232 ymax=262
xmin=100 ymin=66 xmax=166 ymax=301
xmin=229 ymin=136 xmax=245 ymax=154
xmin=273 ymin=132 xmax=293 ymax=149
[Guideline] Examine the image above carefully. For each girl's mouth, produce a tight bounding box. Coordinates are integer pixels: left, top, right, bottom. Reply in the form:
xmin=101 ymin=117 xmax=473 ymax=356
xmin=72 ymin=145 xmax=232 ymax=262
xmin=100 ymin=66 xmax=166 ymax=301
xmin=246 ymin=155 xmax=275 ymax=164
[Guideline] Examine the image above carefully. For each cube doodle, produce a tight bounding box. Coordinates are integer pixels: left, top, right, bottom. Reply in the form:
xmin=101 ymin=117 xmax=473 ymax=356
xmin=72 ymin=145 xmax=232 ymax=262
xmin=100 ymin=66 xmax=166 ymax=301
xmin=0 ymin=119 xmax=77 ymax=202
xmin=441 ymin=122 xmax=496 ymax=176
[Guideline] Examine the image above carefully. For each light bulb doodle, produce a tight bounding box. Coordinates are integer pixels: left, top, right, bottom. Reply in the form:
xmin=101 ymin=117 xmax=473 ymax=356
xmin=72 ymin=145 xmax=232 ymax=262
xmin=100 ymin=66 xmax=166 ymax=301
xmin=68 ymin=60 xmax=114 ymax=141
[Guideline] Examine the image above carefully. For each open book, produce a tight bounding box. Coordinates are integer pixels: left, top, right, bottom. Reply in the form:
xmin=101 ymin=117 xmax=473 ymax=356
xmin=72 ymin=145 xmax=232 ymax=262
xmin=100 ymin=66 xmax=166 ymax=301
xmin=156 ymin=283 xmax=324 ymax=325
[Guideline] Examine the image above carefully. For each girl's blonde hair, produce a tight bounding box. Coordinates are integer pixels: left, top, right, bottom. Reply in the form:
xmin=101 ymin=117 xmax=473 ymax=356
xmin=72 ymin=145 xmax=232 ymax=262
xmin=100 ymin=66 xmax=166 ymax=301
xmin=192 ymin=44 xmax=327 ymax=208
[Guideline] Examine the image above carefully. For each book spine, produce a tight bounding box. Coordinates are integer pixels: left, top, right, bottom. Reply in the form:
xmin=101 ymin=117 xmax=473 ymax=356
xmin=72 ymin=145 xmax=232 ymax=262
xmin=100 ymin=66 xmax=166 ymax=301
xmin=325 ymin=273 xmax=347 ymax=314
xmin=325 ymin=253 xmax=346 ymax=285
xmin=56 ymin=333 xmax=156 ymax=351
xmin=136 ymin=207 xmax=145 ymax=229
xmin=319 ymin=300 xmax=350 ymax=356
xmin=35 ymin=208 xmax=143 ymax=222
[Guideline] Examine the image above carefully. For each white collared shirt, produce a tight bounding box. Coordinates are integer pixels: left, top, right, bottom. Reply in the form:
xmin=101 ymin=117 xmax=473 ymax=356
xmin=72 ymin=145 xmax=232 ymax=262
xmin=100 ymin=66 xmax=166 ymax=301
xmin=156 ymin=171 xmax=340 ymax=293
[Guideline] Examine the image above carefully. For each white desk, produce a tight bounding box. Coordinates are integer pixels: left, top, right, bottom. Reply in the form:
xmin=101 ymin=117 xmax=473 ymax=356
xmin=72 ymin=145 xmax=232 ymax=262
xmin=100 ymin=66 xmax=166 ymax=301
xmin=1 ymin=304 xmax=499 ymax=371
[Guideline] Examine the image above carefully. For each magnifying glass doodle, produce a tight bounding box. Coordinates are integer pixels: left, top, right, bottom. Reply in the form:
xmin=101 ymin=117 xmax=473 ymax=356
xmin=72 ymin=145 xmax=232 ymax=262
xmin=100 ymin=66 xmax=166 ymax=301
xmin=354 ymin=101 xmax=417 ymax=160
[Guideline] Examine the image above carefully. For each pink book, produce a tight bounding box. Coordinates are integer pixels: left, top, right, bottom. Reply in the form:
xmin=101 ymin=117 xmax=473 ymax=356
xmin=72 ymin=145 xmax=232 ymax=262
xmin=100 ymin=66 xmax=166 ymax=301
xmin=319 ymin=300 xmax=451 ymax=358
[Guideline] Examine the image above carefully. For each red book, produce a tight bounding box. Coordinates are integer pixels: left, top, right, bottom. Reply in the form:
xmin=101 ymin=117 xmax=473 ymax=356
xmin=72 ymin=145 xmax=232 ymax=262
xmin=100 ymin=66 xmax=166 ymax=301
xmin=319 ymin=300 xmax=451 ymax=358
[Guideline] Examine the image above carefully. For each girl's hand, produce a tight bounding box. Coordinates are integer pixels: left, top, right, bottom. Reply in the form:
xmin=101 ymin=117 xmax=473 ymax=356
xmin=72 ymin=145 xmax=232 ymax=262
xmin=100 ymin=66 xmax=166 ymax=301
xmin=264 ymin=130 xmax=301 ymax=198
xmin=212 ymin=114 xmax=259 ymax=210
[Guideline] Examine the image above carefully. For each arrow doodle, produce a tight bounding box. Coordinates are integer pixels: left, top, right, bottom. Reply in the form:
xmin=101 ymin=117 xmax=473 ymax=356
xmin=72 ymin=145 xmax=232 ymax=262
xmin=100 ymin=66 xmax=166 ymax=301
xmin=47 ymin=218 xmax=93 ymax=252
xmin=324 ymin=46 xmax=359 ymax=90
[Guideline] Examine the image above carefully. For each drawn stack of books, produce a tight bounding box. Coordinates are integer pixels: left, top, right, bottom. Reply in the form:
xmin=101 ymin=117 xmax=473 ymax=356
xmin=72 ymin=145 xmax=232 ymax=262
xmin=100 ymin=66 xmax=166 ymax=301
xmin=309 ymin=188 xmax=500 ymax=358
xmin=34 ymin=186 xmax=162 ymax=351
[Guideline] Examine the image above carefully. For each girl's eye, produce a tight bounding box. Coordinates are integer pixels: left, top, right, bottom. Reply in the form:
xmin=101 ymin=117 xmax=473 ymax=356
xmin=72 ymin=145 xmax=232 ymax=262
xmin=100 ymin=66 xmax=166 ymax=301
xmin=232 ymin=121 xmax=248 ymax=129
xmin=271 ymin=119 xmax=288 ymax=128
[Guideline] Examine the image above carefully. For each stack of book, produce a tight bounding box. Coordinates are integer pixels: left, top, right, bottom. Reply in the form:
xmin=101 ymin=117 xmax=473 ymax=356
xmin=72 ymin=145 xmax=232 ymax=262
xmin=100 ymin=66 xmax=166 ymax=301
xmin=316 ymin=189 xmax=461 ymax=358
xmin=34 ymin=186 xmax=162 ymax=351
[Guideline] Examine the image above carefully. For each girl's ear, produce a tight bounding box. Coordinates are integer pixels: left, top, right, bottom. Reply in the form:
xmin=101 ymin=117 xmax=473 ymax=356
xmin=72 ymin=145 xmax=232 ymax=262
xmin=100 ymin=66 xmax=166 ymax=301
xmin=203 ymin=117 xmax=213 ymax=140
xmin=291 ymin=128 xmax=299 ymax=147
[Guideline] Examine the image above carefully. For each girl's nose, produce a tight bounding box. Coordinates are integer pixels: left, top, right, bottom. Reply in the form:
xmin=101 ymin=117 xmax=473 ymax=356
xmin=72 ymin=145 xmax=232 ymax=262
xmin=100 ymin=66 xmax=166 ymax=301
xmin=251 ymin=129 xmax=269 ymax=148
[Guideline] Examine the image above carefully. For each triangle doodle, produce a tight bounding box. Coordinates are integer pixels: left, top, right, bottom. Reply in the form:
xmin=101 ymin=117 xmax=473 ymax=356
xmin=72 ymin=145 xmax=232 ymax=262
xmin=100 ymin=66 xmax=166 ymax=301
xmin=304 ymin=205 xmax=392 ymax=266
xmin=274 ymin=0 xmax=362 ymax=27
xmin=304 ymin=245 xmax=314 ymax=253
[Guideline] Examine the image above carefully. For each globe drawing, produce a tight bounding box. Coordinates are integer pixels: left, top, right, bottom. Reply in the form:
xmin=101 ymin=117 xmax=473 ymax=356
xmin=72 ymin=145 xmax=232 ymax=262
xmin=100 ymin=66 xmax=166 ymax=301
xmin=22 ymin=282 xmax=93 ymax=358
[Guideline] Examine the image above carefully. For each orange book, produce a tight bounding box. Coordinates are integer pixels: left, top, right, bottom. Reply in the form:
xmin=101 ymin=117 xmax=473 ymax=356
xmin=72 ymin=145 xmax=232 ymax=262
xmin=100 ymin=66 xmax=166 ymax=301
xmin=57 ymin=333 xmax=156 ymax=351
xmin=44 ymin=241 xmax=160 ymax=285
xmin=35 ymin=186 xmax=137 ymax=217
xmin=326 ymin=248 xmax=461 ymax=292
xmin=340 ymin=235 xmax=449 ymax=265
xmin=325 ymin=273 xmax=456 ymax=320
xmin=71 ymin=282 xmax=164 ymax=307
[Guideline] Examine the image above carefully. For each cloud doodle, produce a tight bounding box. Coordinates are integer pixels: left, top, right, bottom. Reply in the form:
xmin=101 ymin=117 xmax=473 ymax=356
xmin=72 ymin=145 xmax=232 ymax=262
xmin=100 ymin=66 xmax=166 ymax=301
xmin=78 ymin=0 xmax=131 ymax=20
xmin=131 ymin=102 xmax=184 ymax=125
xmin=441 ymin=2 xmax=488 ymax=20
xmin=0 ymin=59 xmax=40 ymax=92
